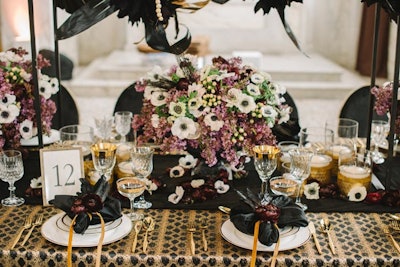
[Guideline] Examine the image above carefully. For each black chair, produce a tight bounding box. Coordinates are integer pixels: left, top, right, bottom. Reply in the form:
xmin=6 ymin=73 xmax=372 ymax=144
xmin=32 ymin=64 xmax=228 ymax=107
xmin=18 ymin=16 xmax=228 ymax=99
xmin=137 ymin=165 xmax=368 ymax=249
xmin=113 ymin=83 xmax=144 ymax=115
xmin=339 ymin=85 xmax=388 ymax=138
xmin=272 ymin=92 xmax=301 ymax=142
xmin=50 ymin=84 xmax=79 ymax=129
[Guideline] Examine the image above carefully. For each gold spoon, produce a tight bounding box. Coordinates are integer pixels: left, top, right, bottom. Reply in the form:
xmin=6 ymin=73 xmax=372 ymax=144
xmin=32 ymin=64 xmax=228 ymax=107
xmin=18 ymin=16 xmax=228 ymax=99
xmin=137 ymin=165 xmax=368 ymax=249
xmin=319 ymin=218 xmax=336 ymax=255
xmin=143 ymin=217 xmax=155 ymax=253
xmin=131 ymin=221 xmax=142 ymax=253
xmin=389 ymin=214 xmax=400 ymax=221
xmin=218 ymin=206 xmax=231 ymax=214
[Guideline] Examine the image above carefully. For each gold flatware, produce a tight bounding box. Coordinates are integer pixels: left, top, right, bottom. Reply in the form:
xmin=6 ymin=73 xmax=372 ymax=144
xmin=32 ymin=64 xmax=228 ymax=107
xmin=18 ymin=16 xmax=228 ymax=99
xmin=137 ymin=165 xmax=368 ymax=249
xmin=131 ymin=221 xmax=142 ymax=253
xmin=390 ymin=220 xmax=400 ymax=231
xmin=142 ymin=217 xmax=155 ymax=253
xmin=319 ymin=219 xmax=336 ymax=255
xmin=197 ymin=219 xmax=208 ymax=252
xmin=384 ymin=227 xmax=400 ymax=253
xmin=218 ymin=206 xmax=231 ymax=214
xmin=308 ymin=221 xmax=322 ymax=254
xmin=21 ymin=214 xmax=43 ymax=246
xmin=10 ymin=216 xmax=32 ymax=249
xmin=187 ymin=222 xmax=197 ymax=255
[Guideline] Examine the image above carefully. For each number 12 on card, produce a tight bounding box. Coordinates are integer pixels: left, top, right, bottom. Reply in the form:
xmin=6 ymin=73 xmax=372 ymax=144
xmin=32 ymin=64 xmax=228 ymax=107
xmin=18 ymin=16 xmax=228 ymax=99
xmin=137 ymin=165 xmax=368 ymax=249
xmin=40 ymin=147 xmax=84 ymax=206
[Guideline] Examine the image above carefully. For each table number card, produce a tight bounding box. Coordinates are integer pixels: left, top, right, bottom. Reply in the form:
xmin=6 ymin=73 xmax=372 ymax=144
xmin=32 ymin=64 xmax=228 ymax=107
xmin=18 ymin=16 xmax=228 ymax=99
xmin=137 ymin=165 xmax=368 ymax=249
xmin=40 ymin=147 xmax=84 ymax=206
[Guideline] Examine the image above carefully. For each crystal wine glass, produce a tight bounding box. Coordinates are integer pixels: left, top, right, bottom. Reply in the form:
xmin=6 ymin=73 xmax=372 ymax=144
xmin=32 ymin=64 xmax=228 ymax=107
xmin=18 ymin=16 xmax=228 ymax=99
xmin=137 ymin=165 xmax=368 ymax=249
xmin=0 ymin=150 xmax=25 ymax=206
xmin=288 ymin=148 xmax=314 ymax=211
xmin=131 ymin=146 xmax=154 ymax=209
xmin=91 ymin=142 xmax=117 ymax=178
xmin=253 ymin=145 xmax=281 ymax=195
xmin=116 ymin=177 xmax=146 ymax=221
xmin=371 ymin=120 xmax=388 ymax=164
xmin=94 ymin=115 xmax=114 ymax=141
xmin=114 ymin=111 xmax=133 ymax=143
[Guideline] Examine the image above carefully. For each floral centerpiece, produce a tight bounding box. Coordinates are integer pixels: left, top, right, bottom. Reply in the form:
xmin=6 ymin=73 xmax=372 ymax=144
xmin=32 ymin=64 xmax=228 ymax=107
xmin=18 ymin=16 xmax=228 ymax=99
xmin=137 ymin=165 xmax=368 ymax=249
xmin=132 ymin=55 xmax=291 ymax=169
xmin=0 ymin=47 xmax=59 ymax=149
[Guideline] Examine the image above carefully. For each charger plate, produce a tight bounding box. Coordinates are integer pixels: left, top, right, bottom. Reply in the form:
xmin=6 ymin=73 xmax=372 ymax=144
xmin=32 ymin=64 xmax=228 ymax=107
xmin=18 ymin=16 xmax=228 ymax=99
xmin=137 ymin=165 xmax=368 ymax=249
xmin=41 ymin=212 xmax=132 ymax=247
xmin=220 ymin=219 xmax=310 ymax=252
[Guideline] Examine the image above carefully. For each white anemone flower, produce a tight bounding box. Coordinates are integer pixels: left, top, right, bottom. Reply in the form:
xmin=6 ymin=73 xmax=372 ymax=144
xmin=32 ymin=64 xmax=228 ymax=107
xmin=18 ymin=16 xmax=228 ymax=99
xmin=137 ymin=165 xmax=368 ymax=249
xmin=30 ymin=177 xmax=43 ymax=189
xmin=191 ymin=179 xmax=205 ymax=188
xmin=144 ymin=86 xmax=159 ymax=100
xmin=304 ymin=182 xmax=320 ymax=200
xmin=169 ymin=101 xmax=186 ymax=117
xmin=19 ymin=119 xmax=34 ymax=139
xmin=250 ymin=73 xmax=265 ymax=84
xmin=247 ymin=84 xmax=261 ymax=96
xmin=168 ymin=186 xmax=184 ymax=204
xmin=171 ymin=117 xmax=198 ymax=139
xmin=20 ymin=68 xmax=31 ymax=81
xmin=170 ymin=165 xmax=185 ymax=178
xmin=223 ymin=88 xmax=242 ymax=107
xmin=260 ymin=105 xmax=278 ymax=119
xmin=189 ymin=100 xmax=208 ymax=118
xmin=236 ymin=93 xmax=256 ymax=114
xmin=48 ymin=77 xmax=60 ymax=94
xmin=2 ymin=94 xmax=16 ymax=106
xmin=0 ymin=51 xmax=23 ymax=62
xmin=347 ymin=184 xmax=367 ymax=202
xmin=0 ymin=104 xmax=20 ymax=123
xmin=278 ymin=106 xmax=291 ymax=124
xmin=150 ymin=91 xmax=169 ymax=106
xmin=151 ymin=114 xmax=160 ymax=128
xmin=147 ymin=65 xmax=164 ymax=81
xmin=214 ymin=180 xmax=230 ymax=194
xmin=38 ymin=79 xmax=53 ymax=99
xmin=273 ymin=82 xmax=287 ymax=95
xmin=188 ymin=83 xmax=206 ymax=98
xmin=204 ymin=112 xmax=224 ymax=131
xmin=178 ymin=154 xmax=198 ymax=169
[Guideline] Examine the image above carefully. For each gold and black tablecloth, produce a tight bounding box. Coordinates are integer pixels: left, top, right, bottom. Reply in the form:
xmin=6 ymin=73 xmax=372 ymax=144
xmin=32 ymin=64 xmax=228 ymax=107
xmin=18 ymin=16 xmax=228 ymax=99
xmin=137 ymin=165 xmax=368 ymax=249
xmin=1 ymin=205 xmax=400 ymax=267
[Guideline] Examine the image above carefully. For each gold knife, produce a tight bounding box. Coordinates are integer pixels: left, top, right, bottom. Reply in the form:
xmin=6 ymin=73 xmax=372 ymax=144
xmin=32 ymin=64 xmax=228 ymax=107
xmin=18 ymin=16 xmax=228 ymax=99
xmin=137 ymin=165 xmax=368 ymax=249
xmin=308 ymin=221 xmax=322 ymax=254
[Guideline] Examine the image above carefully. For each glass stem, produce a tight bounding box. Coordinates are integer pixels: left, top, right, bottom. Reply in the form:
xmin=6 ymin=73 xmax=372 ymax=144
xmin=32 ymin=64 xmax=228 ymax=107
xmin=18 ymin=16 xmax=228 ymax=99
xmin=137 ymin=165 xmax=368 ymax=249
xmin=261 ymin=181 xmax=266 ymax=195
xmin=120 ymin=135 xmax=126 ymax=143
xmin=295 ymin=181 xmax=302 ymax=204
xmin=8 ymin=182 xmax=16 ymax=199
xmin=130 ymin=197 xmax=137 ymax=214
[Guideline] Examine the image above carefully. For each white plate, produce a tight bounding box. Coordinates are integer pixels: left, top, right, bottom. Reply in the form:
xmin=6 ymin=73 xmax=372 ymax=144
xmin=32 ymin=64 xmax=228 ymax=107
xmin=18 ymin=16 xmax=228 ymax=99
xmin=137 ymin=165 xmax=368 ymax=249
xmin=220 ymin=219 xmax=310 ymax=252
xmin=21 ymin=129 xmax=60 ymax=146
xmin=41 ymin=212 xmax=132 ymax=247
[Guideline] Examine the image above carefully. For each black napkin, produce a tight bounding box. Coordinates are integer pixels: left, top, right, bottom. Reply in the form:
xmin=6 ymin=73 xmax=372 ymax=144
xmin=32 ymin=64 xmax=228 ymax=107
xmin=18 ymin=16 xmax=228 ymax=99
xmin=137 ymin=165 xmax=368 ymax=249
xmin=230 ymin=195 xmax=308 ymax=246
xmin=50 ymin=177 xmax=122 ymax=234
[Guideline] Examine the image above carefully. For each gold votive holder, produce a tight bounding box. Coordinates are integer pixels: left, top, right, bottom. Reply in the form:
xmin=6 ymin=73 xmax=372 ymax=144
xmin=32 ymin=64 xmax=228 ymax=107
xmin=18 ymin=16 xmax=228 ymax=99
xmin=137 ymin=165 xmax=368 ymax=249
xmin=309 ymin=154 xmax=332 ymax=185
xmin=116 ymin=161 xmax=134 ymax=179
xmin=326 ymin=144 xmax=352 ymax=177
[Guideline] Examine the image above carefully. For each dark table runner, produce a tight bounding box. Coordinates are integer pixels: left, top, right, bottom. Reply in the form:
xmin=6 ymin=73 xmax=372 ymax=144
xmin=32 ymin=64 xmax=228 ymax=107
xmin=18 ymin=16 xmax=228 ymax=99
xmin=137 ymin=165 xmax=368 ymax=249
xmin=2 ymin=152 xmax=400 ymax=213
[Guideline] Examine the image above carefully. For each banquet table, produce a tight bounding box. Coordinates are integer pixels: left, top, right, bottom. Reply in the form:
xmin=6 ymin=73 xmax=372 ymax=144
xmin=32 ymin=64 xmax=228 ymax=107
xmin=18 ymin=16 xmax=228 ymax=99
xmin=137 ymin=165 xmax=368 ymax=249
xmin=1 ymin=154 xmax=400 ymax=266
xmin=1 ymin=205 xmax=400 ymax=267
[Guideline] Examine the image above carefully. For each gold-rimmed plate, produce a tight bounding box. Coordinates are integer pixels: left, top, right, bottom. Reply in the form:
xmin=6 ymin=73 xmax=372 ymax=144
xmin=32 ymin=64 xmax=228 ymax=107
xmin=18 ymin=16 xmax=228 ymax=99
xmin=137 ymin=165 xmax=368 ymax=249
xmin=220 ymin=219 xmax=310 ymax=252
xmin=41 ymin=212 xmax=132 ymax=247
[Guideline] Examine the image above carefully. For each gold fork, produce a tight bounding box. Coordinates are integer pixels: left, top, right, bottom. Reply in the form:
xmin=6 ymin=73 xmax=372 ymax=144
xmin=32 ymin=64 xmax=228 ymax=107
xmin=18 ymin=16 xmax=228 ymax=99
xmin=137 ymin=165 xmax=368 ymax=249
xmin=383 ymin=226 xmax=400 ymax=253
xmin=390 ymin=220 xmax=400 ymax=231
xmin=197 ymin=219 xmax=208 ymax=252
xmin=10 ymin=216 xmax=32 ymax=249
xmin=187 ymin=223 xmax=197 ymax=255
xmin=21 ymin=214 xmax=43 ymax=246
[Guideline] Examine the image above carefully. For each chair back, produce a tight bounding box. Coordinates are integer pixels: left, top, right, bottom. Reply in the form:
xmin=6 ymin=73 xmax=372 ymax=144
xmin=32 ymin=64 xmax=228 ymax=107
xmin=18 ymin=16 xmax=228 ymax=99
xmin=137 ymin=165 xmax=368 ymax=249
xmin=113 ymin=83 xmax=144 ymax=114
xmin=51 ymin=84 xmax=79 ymax=129
xmin=339 ymin=85 xmax=388 ymax=138
xmin=272 ymin=92 xmax=301 ymax=142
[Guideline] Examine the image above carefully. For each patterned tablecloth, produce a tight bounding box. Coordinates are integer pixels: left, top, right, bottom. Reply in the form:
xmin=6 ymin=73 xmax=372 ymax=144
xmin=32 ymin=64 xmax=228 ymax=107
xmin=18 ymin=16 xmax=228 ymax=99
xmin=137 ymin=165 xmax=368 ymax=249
xmin=1 ymin=205 xmax=400 ymax=267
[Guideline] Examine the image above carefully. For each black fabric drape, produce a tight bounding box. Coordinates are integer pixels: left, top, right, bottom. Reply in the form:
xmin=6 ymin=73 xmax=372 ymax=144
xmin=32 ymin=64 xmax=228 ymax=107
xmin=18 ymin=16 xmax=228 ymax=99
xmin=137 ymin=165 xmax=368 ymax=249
xmin=356 ymin=3 xmax=390 ymax=78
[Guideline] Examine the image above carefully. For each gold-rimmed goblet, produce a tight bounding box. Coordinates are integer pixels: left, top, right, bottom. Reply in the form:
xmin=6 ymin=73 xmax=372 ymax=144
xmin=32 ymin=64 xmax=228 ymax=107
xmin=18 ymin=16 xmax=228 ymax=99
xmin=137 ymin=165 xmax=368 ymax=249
xmin=116 ymin=177 xmax=146 ymax=221
xmin=91 ymin=142 xmax=117 ymax=178
xmin=0 ymin=150 xmax=25 ymax=206
xmin=288 ymin=148 xmax=314 ymax=211
xmin=253 ymin=145 xmax=281 ymax=195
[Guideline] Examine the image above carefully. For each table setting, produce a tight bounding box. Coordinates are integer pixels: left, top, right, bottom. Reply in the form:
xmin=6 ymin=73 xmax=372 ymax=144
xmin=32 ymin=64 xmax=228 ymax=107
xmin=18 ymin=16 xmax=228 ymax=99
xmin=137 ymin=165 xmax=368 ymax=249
xmin=2 ymin=54 xmax=400 ymax=267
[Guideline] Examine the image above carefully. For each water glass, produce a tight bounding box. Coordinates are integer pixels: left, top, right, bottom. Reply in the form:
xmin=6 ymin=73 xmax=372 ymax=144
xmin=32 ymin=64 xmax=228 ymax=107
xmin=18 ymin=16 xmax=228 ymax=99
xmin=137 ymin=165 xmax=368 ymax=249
xmin=299 ymin=127 xmax=334 ymax=153
xmin=131 ymin=146 xmax=154 ymax=209
xmin=114 ymin=111 xmax=133 ymax=143
xmin=60 ymin=124 xmax=94 ymax=157
xmin=94 ymin=115 xmax=114 ymax=141
xmin=0 ymin=150 xmax=25 ymax=206
xmin=370 ymin=120 xmax=388 ymax=164
xmin=91 ymin=142 xmax=117 ymax=177
xmin=288 ymin=148 xmax=313 ymax=211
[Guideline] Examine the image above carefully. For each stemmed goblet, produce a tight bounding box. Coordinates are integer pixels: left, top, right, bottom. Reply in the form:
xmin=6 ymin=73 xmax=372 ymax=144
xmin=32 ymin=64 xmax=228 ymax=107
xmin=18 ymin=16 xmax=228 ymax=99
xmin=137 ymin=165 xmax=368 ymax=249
xmin=0 ymin=150 xmax=25 ymax=206
xmin=288 ymin=148 xmax=314 ymax=211
xmin=91 ymin=143 xmax=117 ymax=178
xmin=371 ymin=120 xmax=388 ymax=164
xmin=131 ymin=146 xmax=154 ymax=209
xmin=116 ymin=177 xmax=146 ymax=221
xmin=253 ymin=145 xmax=281 ymax=195
xmin=114 ymin=111 xmax=133 ymax=143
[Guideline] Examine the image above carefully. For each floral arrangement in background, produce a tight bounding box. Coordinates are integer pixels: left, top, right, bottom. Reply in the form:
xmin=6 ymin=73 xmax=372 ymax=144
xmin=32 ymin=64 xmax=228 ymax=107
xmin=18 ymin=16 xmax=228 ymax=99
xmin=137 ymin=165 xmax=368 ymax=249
xmin=371 ymin=81 xmax=400 ymax=134
xmin=0 ymin=47 xmax=59 ymax=149
xmin=132 ymin=55 xmax=291 ymax=169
